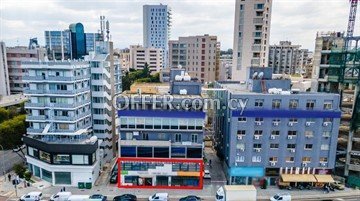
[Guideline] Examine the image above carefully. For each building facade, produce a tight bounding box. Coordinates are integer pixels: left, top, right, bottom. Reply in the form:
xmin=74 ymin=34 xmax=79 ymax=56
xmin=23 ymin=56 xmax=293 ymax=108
xmin=6 ymin=46 xmax=46 ymax=94
xmin=214 ymin=67 xmax=341 ymax=185
xmin=116 ymin=68 xmax=205 ymax=189
xmin=219 ymin=53 xmax=233 ymax=81
xmin=0 ymin=42 xmax=10 ymax=96
xmin=169 ymin=35 xmax=220 ymax=83
xmin=269 ymin=41 xmax=311 ymax=75
xmin=232 ymin=0 xmax=272 ymax=81
xmin=143 ymin=4 xmax=171 ymax=68
xmin=129 ymin=45 xmax=163 ymax=72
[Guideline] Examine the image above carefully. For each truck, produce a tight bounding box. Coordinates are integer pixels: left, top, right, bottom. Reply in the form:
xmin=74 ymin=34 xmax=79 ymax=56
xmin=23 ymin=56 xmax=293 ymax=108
xmin=215 ymin=185 xmax=257 ymax=201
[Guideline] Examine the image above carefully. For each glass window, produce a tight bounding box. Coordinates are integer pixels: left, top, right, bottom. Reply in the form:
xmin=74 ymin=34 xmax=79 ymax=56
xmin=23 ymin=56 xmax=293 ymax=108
xmin=289 ymin=100 xmax=298 ymax=109
xmin=145 ymin=118 xmax=153 ymax=129
xmin=137 ymin=147 xmax=153 ymax=157
xmin=120 ymin=117 xmax=127 ymax=128
xmin=121 ymin=146 xmax=136 ymax=157
xmin=188 ymin=119 xmax=195 ymax=130
xmin=321 ymin=144 xmax=329 ymax=150
xmin=195 ymin=119 xmax=203 ymax=130
xmin=272 ymin=99 xmax=281 ymax=109
xmin=154 ymin=147 xmax=169 ymax=158
xmin=39 ymin=151 xmax=51 ymax=163
xmin=324 ymin=101 xmax=333 ymax=110
xmin=179 ymin=119 xmax=187 ymax=129
xmin=171 ymin=147 xmax=186 ymax=158
xmin=154 ymin=118 xmax=162 ymax=129
xmin=286 ymin=157 xmax=294 ymax=163
xmin=41 ymin=169 xmax=52 ymax=182
xmin=53 ymin=154 xmax=70 ymax=165
xmin=136 ymin=118 xmax=145 ymax=129
xmin=306 ymin=100 xmax=316 ymax=110
xmin=162 ymin=119 xmax=170 ymax=129
xmin=270 ymin=144 xmax=279 ymax=149
xmin=72 ymin=155 xmax=89 ymax=165
xmin=305 ymin=144 xmax=313 ymax=150
xmin=128 ymin=118 xmax=135 ymax=128
xmin=175 ymin=134 xmax=182 ymax=142
xmin=238 ymin=117 xmax=247 ymax=122
xmin=187 ymin=148 xmax=202 ymax=158
xmin=191 ymin=134 xmax=198 ymax=143
xmin=305 ymin=131 xmax=314 ymax=138
xmin=54 ymin=172 xmax=71 ymax=185
xmin=255 ymin=99 xmax=264 ymax=107
xmin=171 ymin=119 xmax=178 ymax=129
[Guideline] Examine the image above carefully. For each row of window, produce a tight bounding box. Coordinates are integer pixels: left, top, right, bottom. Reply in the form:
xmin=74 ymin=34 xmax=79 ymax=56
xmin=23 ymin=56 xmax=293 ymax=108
xmin=242 ymin=143 xmax=330 ymax=151
xmin=237 ymin=130 xmax=332 ymax=138
xmin=120 ymin=162 xmax=201 ymax=172
xmin=235 ymin=156 xmax=328 ymax=164
xmin=27 ymin=146 xmax=96 ymax=165
xmin=120 ymin=117 xmax=203 ymax=130
xmin=250 ymin=99 xmax=333 ymax=110
xmin=120 ymin=146 xmax=202 ymax=159
xmin=124 ymin=132 xmax=199 ymax=143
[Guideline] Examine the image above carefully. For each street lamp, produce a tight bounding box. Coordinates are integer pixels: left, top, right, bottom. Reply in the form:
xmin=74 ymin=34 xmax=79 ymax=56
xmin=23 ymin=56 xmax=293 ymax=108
xmin=0 ymin=145 xmax=5 ymax=177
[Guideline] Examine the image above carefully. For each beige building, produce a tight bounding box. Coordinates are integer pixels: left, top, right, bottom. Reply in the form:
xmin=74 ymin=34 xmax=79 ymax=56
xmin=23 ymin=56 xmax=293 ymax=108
xmin=129 ymin=45 xmax=163 ymax=72
xmin=117 ymin=48 xmax=131 ymax=71
xmin=232 ymin=0 xmax=272 ymax=81
xmin=169 ymin=34 xmax=220 ymax=83
xmin=6 ymin=46 xmax=46 ymax=94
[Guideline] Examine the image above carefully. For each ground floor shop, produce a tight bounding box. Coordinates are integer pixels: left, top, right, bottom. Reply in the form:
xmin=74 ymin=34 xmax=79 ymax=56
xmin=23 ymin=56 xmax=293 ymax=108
xmin=26 ymin=156 xmax=100 ymax=187
xmin=117 ymin=157 xmax=204 ymax=189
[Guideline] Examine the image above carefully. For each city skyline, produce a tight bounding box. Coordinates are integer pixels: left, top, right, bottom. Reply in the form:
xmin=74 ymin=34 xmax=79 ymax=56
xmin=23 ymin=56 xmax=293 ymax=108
xmin=1 ymin=0 xmax=358 ymax=51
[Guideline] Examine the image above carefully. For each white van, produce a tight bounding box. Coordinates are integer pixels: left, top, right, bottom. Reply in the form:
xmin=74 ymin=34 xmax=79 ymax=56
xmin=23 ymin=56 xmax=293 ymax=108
xmin=19 ymin=192 xmax=42 ymax=201
xmin=270 ymin=193 xmax=291 ymax=201
xmin=67 ymin=195 xmax=90 ymax=201
xmin=148 ymin=193 xmax=169 ymax=201
xmin=50 ymin=192 xmax=72 ymax=201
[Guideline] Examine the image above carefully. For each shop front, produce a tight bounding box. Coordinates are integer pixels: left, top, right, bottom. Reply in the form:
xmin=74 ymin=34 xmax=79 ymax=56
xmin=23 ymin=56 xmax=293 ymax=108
xmin=229 ymin=167 xmax=265 ymax=185
xmin=265 ymin=168 xmax=280 ymax=186
xmin=117 ymin=157 xmax=203 ymax=189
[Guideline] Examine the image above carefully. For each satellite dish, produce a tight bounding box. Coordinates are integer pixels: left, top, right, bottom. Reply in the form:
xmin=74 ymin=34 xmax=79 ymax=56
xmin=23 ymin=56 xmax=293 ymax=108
xmin=258 ymin=72 xmax=264 ymax=79
xmin=252 ymin=71 xmax=258 ymax=79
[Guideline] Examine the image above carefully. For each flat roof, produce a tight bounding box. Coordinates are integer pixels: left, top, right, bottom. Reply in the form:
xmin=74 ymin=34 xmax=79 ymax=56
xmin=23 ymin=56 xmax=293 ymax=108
xmin=0 ymin=94 xmax=28 ymax=107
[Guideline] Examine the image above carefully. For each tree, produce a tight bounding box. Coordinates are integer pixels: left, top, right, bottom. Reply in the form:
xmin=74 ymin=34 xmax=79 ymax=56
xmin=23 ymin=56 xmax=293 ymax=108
xmin=0 ymin=115 xmax=26 ymax=149
xmin=13 ymin=163 xmax=26 ymax=178
xmin=0 ymin=108 xmax=9 ymax=123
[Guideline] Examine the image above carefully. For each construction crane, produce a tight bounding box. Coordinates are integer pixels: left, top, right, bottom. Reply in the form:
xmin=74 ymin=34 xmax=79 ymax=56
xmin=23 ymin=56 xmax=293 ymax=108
xmin=347 ymin=0 xmax=358 ymax=37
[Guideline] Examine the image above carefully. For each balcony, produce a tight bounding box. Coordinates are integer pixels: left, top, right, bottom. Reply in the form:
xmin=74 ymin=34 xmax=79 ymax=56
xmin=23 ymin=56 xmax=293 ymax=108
xmin=23 ymin=75 xmax=89 ymax=82
xmin=27 ymin=115 xmax=47 ymax=121
xmin=25 ymin=100 xmax=90 ymax=108
xmin=24 ymin=87 xmax=90 ymax=95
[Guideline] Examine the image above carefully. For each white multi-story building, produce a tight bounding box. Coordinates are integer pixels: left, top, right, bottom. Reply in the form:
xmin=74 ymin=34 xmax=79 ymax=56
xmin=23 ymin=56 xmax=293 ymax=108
xmin=232 ymin=0 xmax=272 ymax=81
xmin=0 ymin=42 xmax=10 ymax=96
xmin=129 ymin=45 xmax=163 ymax=72
xmin=6 ymin=46 xmax=46 ymax=94
xmin=269 ymin=41 xmax=311 ymax=75
xmin=143 ymin=4 xmax=171 ymax=68
xmin=22 ymin=41 xmax=121 ymax=186
xmin=219 ymin=53 xmax=233 ymax=81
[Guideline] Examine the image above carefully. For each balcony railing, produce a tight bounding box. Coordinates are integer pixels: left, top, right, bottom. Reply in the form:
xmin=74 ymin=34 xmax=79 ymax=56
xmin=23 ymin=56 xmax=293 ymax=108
xmin=25 ymin=100 xmax=90 ymax=108
xmin=24 ymin=87 xmax=90 ymax=95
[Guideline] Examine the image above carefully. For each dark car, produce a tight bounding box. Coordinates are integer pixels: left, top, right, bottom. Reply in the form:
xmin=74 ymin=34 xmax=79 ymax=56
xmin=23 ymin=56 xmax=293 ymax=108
xmin=110 ymin=172 xmax=118 ymax=184
xmin=113 ymin=194 xmax=137 ymax=201
xmin=179 ymin=195 xmax=201 ymax=201
xmin=89 ymin=194 xmax=107 ymax=201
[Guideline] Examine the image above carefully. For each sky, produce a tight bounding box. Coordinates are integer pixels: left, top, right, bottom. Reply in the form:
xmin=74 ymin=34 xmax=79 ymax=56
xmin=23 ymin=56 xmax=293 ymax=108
xmin=0 ymin=0 xmax=359 ymax=51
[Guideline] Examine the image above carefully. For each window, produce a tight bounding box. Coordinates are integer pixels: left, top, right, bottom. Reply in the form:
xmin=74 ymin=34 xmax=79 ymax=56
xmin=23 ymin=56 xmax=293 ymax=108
xmin=324 ymin=101 xmax=333 ymax=110
xmin=255 ymin=99 xmax=264 ymax=107
xmin=191 ymin=134 xmax=198 ymax=143
xmin=53 ymin=154 xmax=70 ymax=165
xmin=302 ymin=157 xmax=311 ymax=163
xmin=322 ymin=131 xmax=331 ymax=138
xmin=238 ymin=117 xmax=247 ymax=122
xmin=171 ymin=147 xmax=185 ymax=158
xmin=288 ymin=131 xmax=297 ymax=137
xmin=306 ymin=118 xmax=316 ymax=123
xmin=187 ymin=147 xmax=202 ymax=158
xmin=255 ymin=117 xmax=264 ymax=122
xmin=305 ymin=131 xmax=314 ymax=138
xmin=255 ymin=3 xmax=264 ymax=9
xmin=286 ymin=157 xmax=294 ymax=163
xmin=305 ymin=144 xmax=313 ymax=150
xmin=270 ymin=144 xmax=279 ymax=149
xmin=236 ymin=156 xmax=245 ymax=162
xmin=240 ymin=4 xmax=244 ymax=10
xmin=253 ymin=144 xmax=262 ymax=148
xmin=321 ymin=144 xmax=329 ymax=150
xmin=269 ymin=157 xmax=278 ymax=162
xmin=175 ymin=134 xmax=182 ymax=142
xmin=271 ymin=130 xmax=280 ymax=136
xmin=324 ymin=118 xmax=333 ymax=123
xmin=154 ymin=147 xmax=169 ymax=158
xmin=137 ymin=147 xmax=153 ymax=157
xmin=289 ymin=99 xmax=298 ymax=109
xmin=254 ymin=130 xmax=263 ymax=135
xmin=39 ymin=151 xmax=51 ymax=163
xmin=306 ymin=100 xmax=316 ymax=110
xmin=272 ymin=99 xmax=281 ymax=109
xmin=252 ymin=156 xmax=261 ymax=162
xmin=273 ymin=119 xmax=281 ymax=124
xmin=237 ymin=130 xmax=246 ymax=135
xmin=289 ymin=118 xmax=298 ymax=123
xmin=320 ymin=157 xmax=328 ymax=162
xmin=237 ymin=143 xmax=245 ymax=150
xmin=72 ymin=155 xmax=89 ymax=165
xmin=287 ymin=144 xmax=296 ymax=149
xmin=142 ymin=133 xmax=149 ymax=140
xmin=54 ymin=172 xmax=71 ymax=185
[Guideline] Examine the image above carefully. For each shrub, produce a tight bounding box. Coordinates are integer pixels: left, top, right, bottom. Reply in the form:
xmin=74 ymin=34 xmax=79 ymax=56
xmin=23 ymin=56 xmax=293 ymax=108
xmin=13 ymin=163 xmax=26 ymax=178
xmin=24 ymin=171 xmax=32 ymax=181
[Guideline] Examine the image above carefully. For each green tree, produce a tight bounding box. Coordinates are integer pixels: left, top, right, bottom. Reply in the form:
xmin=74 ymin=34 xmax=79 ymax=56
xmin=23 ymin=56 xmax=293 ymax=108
xmin=13 ymin=163 xmax=26 ymax=178
xmin=0 ymin=108 xmax=9 ymax=123
xmin=0 ymin=115 xmax=26 ymax=149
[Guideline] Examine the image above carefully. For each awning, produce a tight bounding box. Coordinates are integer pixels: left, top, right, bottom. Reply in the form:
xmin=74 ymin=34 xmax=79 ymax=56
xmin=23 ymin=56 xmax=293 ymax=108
xmin=281 ymin=174 xmax=317 ymax=182
xmin=314 ymin=174 xmax=335 ymax=183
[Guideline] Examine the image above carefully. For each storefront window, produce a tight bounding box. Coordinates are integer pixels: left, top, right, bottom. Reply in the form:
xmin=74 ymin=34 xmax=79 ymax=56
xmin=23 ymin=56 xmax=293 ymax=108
xmin=33 ymin=165 xmax=40 ymax=177
xmin=171 ymin=176 xmax=199 ymax=186
xmin=54 ymin=172 xmax=71 ymax=185
xmin=41 ymin=169 xmax=52 ymax=183
xmin=53 ymin=154 xmax=70 ymax=165
xmin=39 ymin=150 xmax=51 ymax=163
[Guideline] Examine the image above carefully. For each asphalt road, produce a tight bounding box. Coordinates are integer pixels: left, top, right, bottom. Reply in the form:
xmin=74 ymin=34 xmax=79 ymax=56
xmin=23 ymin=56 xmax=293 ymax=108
xmin=0 ymin=150 xmax=25 ymax=176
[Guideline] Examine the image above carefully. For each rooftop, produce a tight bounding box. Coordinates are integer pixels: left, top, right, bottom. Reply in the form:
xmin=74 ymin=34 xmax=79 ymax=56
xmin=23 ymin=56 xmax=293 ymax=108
xmin=0 ymin=94 xmax=28 ymax=107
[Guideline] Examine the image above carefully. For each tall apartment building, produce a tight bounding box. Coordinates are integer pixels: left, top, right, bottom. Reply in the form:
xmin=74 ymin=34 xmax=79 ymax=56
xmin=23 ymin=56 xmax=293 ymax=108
xmin=269 ymin=41 xmax=311 ymax=75
xmin=0 ymin=42 xmax=10 ymax=96
xmin=129 ymin=45 xmax=163 ymax=72
xmin=311 ymin=32 xmax=346 ymax=93
xmin=116 ymin=68 xmax=205 ymax=189
xmin=143 ymin=4 xmax=171 ymax=68
xmin=45 ymin=23 xmax=102 ymax=60
xmin=22 ymin=41 xmax=121 ymax=186
xmin=169 ymin=35 xmax=220 ymax=83
xmin=214 ymin=67 xmax=341 ymax=185
xmin=6 ymin=46 xmax=46 ymax=94
xmin=232 ymin=0 xmax=272 ymax=82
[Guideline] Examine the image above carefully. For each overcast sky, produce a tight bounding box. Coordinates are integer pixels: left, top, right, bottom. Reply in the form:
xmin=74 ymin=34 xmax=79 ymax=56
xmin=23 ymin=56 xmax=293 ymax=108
xmin=0 ymin=0 xmax=359 ymax=51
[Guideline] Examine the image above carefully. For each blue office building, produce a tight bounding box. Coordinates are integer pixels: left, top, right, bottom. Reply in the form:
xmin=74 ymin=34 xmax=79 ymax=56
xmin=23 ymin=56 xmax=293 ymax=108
xmin=214 ymin=67 xmax=341 ymax=186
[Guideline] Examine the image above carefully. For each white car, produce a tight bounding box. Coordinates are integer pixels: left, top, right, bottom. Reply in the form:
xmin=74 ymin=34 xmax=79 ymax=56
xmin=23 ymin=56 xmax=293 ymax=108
xmin=270 ymin=193 xmax=291 ymax=201
xmin=148 ymin=193 xmax=169 ymax=201
xmin=20 ymin=192 xmax=42 ymax=201
xmin=204 ymin=169 xmax=211 ymax=179
xmin=50 ymin=192 xmax=72 ymax=201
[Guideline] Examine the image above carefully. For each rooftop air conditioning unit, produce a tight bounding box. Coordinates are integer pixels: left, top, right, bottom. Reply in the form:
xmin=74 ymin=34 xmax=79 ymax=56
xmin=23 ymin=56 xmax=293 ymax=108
xmin=237 ymin=135 xmax=243 ymax=140
xmin=290 ymin=149 xmax=295 ymax=153
xmin=256 ymin=122 xmax=262 ymax=126
xmin=255 ymin=148 xmax=261 ymax=152
xmin=254 ymin=135 xmax=260 ymax=140
xmin=270 ymin=162 xmax=276 ymax=166
xmin=288 ymin=122 xmax=294 ymax=127
xmin=302 ymin=162 xmax=308 ymax=167
xmin=306 ymin=122 xmax=311 ymax=127
xmin=323 ymin=122 xmax=330 ymax=127
xmin=270 ymin=135 xmax=276 ymax=140
xmin=288 ymin=136 xmax=293 ymax=140
xmin=273 ymin=122 xmax=279 ymax=126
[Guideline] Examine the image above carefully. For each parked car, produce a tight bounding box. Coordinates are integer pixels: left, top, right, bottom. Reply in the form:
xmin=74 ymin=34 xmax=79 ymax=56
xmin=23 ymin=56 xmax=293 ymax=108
xmin=19 ymin=192 xmax=42 ymax=201
xmin=179 ymin=195 xmax=201 ymax=201
xmin=110 ymin=172 xmax=118 ymax=184
xmin=270 ymin=193 xmax=291 ymax=201
xmin=148 ymin=193 xmax=169 ymax=201
xmin=67 ymin=195 xmax=90 ymax=201
xmin=89 ymin=194 xmax=107 ymax=201
xmin=203 ymin=169 xmax=211 ymax=179
xmin=330 ymin=181 xmax=345 ymax=190
xmin=113 ymin=194 xmax=137 ymax=201
xmin=50 ymin=192 xmax=72 ymax=201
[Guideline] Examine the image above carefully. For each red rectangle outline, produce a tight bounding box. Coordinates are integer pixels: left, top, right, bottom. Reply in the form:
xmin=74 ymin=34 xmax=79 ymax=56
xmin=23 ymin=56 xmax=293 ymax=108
xmin=117 ymin=157 xmax=204 ymax=190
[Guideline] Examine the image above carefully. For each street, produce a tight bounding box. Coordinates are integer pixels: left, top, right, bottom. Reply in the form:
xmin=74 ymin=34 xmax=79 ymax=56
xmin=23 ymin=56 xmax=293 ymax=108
xmin=0 ymin=150 xmax=25 ymax=176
